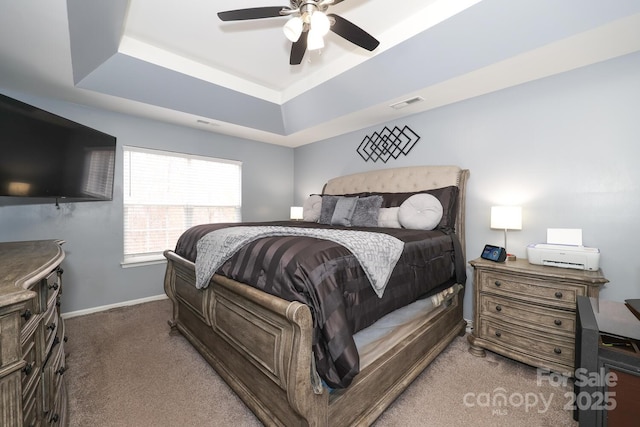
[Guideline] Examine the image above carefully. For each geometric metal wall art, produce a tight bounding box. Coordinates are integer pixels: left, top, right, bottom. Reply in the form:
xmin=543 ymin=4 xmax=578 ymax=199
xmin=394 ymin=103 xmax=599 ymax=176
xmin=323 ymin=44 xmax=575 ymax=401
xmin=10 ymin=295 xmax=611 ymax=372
xmin=356 ymin=125 xmax=421 ymax=163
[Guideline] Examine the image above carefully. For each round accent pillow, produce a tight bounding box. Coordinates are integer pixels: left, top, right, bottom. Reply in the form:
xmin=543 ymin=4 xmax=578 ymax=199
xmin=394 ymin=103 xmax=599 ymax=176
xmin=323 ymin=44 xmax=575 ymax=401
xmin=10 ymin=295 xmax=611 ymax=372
xmin=302 ymin=194 xmax=322 ymax=222
xmin=398 ymin=194 xmax=443 ymax=230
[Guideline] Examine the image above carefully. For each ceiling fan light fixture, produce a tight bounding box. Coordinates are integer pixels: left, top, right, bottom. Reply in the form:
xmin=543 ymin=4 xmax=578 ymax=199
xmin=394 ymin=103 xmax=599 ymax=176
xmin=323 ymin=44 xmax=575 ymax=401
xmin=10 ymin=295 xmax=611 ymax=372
xmin=310 ymin=11 xmax=330 ymax=36
xmin=307 ymin=28 xmax=325 ymax=51
xmin=283 ymin=16 xmax=304 ymax=42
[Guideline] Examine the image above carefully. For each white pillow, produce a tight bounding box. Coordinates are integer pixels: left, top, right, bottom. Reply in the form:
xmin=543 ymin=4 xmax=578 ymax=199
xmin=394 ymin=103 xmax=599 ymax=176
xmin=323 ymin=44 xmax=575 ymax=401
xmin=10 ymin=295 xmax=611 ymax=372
xmin=377 ymin=207 xmax=401 ymax=228
xmin=398 ymin=194 xmax=443 ymax=230
xmin=302 ymin=195 xmax=322 ymax=222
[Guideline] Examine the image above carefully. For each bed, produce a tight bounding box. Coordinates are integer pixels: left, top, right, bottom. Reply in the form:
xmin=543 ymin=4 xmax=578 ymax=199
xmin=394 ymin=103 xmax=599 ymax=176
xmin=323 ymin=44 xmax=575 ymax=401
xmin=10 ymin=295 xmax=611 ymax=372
xmin=163 ymin=165 xmax=469 ymax=426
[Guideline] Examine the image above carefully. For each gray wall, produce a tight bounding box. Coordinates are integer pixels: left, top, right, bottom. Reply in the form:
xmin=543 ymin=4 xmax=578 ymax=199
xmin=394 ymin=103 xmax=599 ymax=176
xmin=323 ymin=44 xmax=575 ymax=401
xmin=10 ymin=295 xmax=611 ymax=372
xmin=0 ymin=93 xmax=294 ymax=314
xmin=294 ymin=52 xmax=640 ymax=320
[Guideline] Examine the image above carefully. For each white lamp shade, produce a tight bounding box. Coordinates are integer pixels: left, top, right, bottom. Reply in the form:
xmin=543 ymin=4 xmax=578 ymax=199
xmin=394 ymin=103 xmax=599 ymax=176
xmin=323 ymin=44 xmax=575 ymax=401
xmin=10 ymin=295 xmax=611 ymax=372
xmin=310 ymin=11 xmax=330 ymax=36
xmin=290 ymin=206 xmax=304 ymax=220
xmin=283 ymin=17 xmax=303 ymax=42
xmin=307 ymin=28 xmax=325 ymax=50
xmin=490 ymin=206 xmax=522 ymax=230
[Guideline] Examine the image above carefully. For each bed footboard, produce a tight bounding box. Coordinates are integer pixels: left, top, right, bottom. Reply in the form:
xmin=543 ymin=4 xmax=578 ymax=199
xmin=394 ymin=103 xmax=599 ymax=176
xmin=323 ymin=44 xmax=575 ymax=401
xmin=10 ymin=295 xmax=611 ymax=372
xmin=164 ymin=250 xmax=329 ymax=426
xmin=164 ymin=250 xmax=465 ymax=426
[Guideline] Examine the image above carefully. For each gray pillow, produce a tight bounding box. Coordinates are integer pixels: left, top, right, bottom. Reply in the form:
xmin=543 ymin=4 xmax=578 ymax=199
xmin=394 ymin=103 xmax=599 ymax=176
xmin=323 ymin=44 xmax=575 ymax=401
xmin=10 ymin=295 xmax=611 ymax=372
xmin=330 ymin=197 xmax=358 ymax=226
xmin=302 ymin=194 xmax=322 ymax=222
xmin=319 ymin=195 xmax=339 ymax=224
xmin=351 ymin=195 xmax=383 ymax=227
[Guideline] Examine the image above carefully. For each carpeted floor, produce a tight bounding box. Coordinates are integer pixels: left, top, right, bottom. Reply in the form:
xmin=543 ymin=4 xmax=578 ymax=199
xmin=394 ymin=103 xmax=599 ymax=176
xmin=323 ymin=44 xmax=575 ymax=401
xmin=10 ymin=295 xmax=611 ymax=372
xmin=65 ymin=299 xmax=578 ymax=426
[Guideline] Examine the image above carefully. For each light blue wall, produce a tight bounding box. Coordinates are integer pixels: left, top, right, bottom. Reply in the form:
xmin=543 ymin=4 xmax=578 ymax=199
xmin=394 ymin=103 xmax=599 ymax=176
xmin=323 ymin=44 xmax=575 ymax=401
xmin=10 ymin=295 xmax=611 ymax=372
xmin=2 ymin=52 xmax=638 ymax=320
xmin=0 ymin=92 xmax=294 ymax=314
xmin=294 ymin=52 xmax=640 ymax=320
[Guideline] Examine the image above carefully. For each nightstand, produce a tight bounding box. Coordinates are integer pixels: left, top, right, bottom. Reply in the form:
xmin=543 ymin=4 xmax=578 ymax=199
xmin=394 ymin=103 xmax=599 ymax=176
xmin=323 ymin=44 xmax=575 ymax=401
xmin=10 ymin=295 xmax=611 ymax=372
xmin=468 ymin=258 xmax=608 ymax=375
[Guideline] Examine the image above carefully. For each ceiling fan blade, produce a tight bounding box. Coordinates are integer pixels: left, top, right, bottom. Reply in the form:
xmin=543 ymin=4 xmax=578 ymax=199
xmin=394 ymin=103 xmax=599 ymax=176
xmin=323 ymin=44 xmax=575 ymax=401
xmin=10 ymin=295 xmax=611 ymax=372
xmin=327 ymin=14 xmax=380 ymax=51
xmin=218 ymin=7 xmax=286 ymax=21
xmin=290 ymin=31 xmax=308 ymax=65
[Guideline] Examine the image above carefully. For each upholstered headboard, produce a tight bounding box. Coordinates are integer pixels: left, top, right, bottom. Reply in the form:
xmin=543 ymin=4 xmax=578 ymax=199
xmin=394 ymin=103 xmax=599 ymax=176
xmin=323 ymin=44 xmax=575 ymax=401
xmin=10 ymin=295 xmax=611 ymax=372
xmin=322 ymin=166 xmax=470 ymax=259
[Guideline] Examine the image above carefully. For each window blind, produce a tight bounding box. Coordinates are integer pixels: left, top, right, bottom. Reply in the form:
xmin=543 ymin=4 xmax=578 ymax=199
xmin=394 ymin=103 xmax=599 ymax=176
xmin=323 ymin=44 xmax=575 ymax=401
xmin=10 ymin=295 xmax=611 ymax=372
xmin=123 ymin=146 xmax=242 ymax=263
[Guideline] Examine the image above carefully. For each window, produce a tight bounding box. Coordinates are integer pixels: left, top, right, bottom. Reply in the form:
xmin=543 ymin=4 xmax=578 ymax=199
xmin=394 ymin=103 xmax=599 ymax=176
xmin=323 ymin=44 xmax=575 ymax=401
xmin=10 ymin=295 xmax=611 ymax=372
xmin=123 ymin=146 xmax=242 ymax=264
xmin=82 ymin=148 xmax=115 ymax=199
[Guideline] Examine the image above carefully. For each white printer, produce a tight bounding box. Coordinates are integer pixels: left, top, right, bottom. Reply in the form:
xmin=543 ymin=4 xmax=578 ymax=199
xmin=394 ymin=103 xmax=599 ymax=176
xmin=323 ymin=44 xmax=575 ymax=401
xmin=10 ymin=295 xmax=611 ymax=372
xmin=527 ymin=243 xmax=600 ymax=271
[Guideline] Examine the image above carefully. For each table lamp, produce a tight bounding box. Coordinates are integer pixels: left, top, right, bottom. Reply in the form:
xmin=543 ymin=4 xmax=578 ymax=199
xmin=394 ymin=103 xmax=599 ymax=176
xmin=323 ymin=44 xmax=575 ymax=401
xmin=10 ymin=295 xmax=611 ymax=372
xmin=290 ymin=206 xmax=303 ymax=221
xmin=491 ymin=206 xmax=522 ymax=261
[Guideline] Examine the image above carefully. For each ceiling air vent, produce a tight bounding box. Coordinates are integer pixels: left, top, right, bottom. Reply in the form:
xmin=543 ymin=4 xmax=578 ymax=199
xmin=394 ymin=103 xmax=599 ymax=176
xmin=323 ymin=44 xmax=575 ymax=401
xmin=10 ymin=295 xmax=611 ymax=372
xmin=389 ymin=96 xmax=424 ymax=110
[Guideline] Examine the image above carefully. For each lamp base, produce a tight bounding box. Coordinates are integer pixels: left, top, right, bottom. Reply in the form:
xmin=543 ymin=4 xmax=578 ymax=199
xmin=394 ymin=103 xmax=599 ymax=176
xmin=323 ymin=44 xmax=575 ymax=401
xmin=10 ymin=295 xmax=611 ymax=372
xmin=506 ymin=254 xmax=517 ymax=261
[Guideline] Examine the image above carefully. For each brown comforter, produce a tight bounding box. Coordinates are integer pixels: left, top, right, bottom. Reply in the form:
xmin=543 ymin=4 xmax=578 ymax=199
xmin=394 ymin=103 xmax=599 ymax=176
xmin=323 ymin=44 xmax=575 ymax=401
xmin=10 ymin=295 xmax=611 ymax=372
xmin=174 ymin=221 xmax=466 ymax=388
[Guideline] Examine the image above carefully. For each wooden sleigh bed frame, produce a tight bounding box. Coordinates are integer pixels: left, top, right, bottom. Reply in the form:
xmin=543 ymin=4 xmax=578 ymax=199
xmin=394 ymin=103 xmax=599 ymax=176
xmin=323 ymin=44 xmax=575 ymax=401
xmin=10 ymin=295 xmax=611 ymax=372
xmin=163 ymin=165 xmax=470 ymax=426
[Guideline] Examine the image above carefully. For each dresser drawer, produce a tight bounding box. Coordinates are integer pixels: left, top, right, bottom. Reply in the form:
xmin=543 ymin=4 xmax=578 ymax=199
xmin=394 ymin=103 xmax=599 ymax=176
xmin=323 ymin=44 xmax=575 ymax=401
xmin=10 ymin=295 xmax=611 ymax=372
xmin=479 ymin=271 xmax=587 ymax=309
xmin=44 ymin=269 xmax=62 ymax=309
xmin=43 ymin=317 xmax=66 ymax=415
xmin=48 ymin=378 xmax=67 ymax=426
xmin=21 ymin=336 xmax=40 ymax=398
xmin=478 ymin=318 xmax=575 ymax=366
xmin=479 ymin=294 xmax=576 ymax=337
xmin=22 ymin=373 xmax=41 ymax=427
xmin=18 ymin=297 xmax=38 ymax=329
xmin=42 ymin=303 xmax=59 ymax=356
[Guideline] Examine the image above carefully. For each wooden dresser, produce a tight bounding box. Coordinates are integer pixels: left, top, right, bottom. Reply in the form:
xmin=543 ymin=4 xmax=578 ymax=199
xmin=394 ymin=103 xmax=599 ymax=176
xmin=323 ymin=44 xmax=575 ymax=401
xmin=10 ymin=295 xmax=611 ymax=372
xmin=468 ymin=258 xmax=608 ymax=375
xmin=0 ymin=240 xmax=68 ymax=426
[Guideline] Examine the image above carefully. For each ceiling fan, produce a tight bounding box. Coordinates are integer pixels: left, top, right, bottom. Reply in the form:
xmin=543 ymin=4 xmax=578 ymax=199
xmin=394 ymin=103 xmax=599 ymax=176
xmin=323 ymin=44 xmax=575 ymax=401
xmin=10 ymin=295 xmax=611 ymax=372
xmin=217 ymin=0 xmax=380 ymax=65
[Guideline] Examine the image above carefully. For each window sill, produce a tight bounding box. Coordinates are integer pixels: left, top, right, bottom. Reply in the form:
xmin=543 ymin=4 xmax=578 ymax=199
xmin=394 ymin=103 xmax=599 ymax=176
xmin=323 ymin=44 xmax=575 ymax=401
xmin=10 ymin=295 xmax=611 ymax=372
xmin=121 ymin=256 xmax=167 ymax=268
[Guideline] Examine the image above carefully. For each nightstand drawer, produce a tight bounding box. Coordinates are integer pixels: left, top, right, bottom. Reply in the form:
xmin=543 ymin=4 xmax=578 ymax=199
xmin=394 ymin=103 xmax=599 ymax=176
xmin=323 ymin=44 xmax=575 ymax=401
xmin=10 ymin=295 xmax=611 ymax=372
xmin=479 ymin=294 xmax=576 ymax=337
xmin=479 ymin=271 xmax=586 ymax=309
xmin=479 ymin=318 xmax=575 ymax=366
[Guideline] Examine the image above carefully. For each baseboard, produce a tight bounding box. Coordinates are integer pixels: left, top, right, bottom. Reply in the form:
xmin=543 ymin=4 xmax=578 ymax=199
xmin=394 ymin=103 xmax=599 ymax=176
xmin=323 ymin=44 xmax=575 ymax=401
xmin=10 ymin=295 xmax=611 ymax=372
xmin=464 ymin=318 xmax=473 ymax=334
xmin=61 ymin=294 xmax=168 ymax=319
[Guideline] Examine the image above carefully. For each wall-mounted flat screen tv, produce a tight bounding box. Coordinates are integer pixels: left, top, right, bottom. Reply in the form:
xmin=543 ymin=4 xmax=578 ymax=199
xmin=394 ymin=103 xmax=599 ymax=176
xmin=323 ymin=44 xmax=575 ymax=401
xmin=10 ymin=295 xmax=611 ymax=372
xmin=0 ymin=92 xmax=116 ymax=204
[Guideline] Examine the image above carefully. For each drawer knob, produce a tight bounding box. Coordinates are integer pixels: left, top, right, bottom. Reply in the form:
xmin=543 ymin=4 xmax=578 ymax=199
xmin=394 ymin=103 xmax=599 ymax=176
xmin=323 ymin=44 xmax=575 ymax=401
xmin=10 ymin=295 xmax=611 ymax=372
xmin=554 ymin=291 xmax=563 ymax=299
xmin=22 ymin=362 xmax=34 ymax=376
xmin=55 ymin=366 xmax=66 ymax=376
xmin=495 ymin=331 xmax=502 ymax=338
xmin=48 ymin=282 xmax=59 ymax=290
xmin=495 ymin=305 xmax=502 ymax=312
xmin=554 ymin=347 xmax=562 ymax=354
xmin=47 ymin=322 xmax=56 ymax=331
xmin=494 ymin=281 xmax=502 ymax=287
xmin=21 ymin=309 xmax=32 ymax=321
xmin=554 ymin=319 xmax=562 ymax=326
xmin=51 ymin=413 xmax=60 ymax=423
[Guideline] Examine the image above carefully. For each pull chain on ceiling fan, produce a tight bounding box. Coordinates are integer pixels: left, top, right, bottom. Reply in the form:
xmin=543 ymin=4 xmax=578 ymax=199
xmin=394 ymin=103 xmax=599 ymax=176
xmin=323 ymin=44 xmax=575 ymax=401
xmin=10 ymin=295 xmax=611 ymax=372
xmin=217 ymin=0 xmax=380 ymax=65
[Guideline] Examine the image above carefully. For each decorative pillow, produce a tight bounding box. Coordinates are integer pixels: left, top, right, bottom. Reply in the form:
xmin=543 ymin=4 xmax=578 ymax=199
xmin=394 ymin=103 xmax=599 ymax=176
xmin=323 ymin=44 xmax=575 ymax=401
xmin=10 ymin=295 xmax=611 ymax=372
xmin=369 ymin=186 xmax=459 ymax=230
xmin=319 ymin=195 xmax=339 ymax=224
xmin=302 ymin=194 xmax=322 ymax=222
xmin=330 ymin=197 xmax=358 ymax=226
xmin=377 ymin=207 xmax=401 ymax=228
xmin=319 ymin=185 xmax=459 ymax=230
xmin=351 ymin=195 xmax=383 ymax=227
xmin=398 ymin=194 xmax=443 ymax=230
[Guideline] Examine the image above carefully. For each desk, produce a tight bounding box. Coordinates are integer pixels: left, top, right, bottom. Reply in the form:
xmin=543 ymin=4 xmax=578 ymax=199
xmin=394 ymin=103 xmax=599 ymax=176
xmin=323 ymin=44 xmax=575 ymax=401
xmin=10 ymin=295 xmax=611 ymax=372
xmin=575 ymin=296 xmax=640 ymax=426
